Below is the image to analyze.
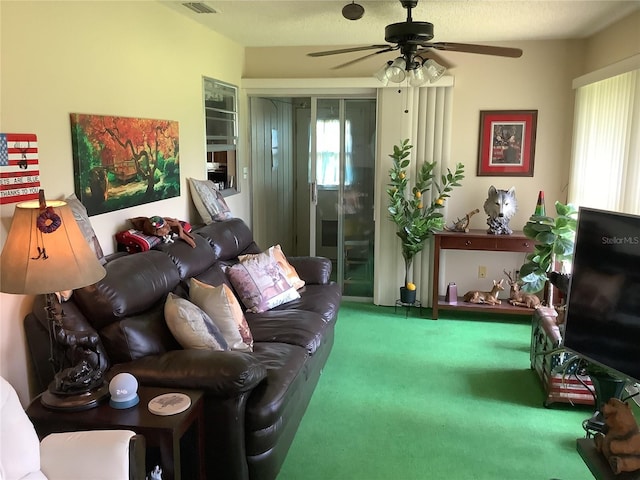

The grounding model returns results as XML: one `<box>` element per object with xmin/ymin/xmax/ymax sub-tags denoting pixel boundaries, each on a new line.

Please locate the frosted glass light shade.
<box><xmin>374</xmin><ymin>62</ymin><xmax>391</xmax><ymax>86</ymax></box>
<box><xmin>386</xmin><ymin>57</ymin><xmax>406</xmax><ymax>83</ymax></box>
<box><xmin>409</xmin><ymin>67</ymin><xmax>427</xmax><ymax>86</ymax></box>
<box><xmin>423</xmin><ymin>59</ymin><xmax>446</xmax><ymax>83</ymax></box>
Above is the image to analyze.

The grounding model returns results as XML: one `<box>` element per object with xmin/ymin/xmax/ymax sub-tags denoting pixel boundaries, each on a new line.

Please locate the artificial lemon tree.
<box><xmin>387</xmin><ymin>139</ymin><xmax>465</xmax><ymax>289</ymax></box>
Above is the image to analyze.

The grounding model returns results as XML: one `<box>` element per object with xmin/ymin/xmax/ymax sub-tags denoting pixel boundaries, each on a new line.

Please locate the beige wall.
<box><xmin>0</xmin><ymin>1</ymin><xmax>246</xmax><ymax>404</ymax></box>
<box><xmin>583</xmin><ymin>10</ymin><xmax>640</xmax><ymax>73</ymax></box>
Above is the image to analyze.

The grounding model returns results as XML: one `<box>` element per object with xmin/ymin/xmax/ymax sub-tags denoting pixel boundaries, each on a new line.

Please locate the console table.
<box><xmin>431</xmin><ymin>230</ymin><xmax>536</xmax><ymax>319</ymax></box>
<box><xmin>27</xmin><ymin>386</ymin><xmax>205</xmax><ymax>480</ymax></box>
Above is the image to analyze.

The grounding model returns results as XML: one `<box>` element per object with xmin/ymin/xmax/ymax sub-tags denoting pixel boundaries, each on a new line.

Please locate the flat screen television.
<box><xmin>563</xmin><ymin>207</ymin><xmax>640</xmax><ymax>385</ymax></box>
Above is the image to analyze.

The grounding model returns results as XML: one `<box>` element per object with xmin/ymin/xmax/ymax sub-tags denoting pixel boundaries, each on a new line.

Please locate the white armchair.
<box><xmin>0</xmin><ymin>376</ymin><xmax>146</xmax><ymax>480</ymax></box>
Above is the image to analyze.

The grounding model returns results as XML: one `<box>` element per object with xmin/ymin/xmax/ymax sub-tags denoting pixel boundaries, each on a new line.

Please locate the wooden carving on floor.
<box><xmin>463</xmin><ymin>279</ymin><xmax>504</xmax><ymax>305</ymax></box>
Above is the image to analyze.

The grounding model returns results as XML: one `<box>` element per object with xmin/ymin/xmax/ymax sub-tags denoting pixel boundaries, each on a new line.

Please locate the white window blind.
<box><xmin>568</xmin><ymin>69</ymin><xmax>640</xmax><ymax>215</ymax></box>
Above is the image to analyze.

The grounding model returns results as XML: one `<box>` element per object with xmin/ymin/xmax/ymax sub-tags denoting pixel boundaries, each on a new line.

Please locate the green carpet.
<box><xmin>278</xmin><ymin>301</ymin><xmax>593</xmax><ymax>480</ymax></box>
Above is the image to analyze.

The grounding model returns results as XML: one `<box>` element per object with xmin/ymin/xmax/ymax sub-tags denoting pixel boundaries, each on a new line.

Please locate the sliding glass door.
<box><xmin>250</xmin><ymin>95</ymin><xmax>375</xmax><ymax>298</ymax></box>
<box><xmin>311</xmin><ymin>98</ymin><xmax>376</xmax><ymax>297</ymax></box>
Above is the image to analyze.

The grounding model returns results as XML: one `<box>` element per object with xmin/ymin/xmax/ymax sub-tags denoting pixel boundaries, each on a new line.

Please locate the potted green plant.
<box><xmin>387</xmin><ymin>139</ymin><xmax>465</xmax><ymax>303</ymax></box>
<box><xmin>518</xmin><ymin>201</ymin><xmax>579</xmax><ymax>302</ymax></box>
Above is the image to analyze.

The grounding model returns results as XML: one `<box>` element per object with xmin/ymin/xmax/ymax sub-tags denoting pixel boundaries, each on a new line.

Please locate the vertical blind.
<box><xmin>569</xmin><ymin>69</ymin><xmax>640</xmax><ymax>215</ymax></box>
<box><xmin>374</xmin><ymin>85</ymin><xmax>453</xmax><ymax>306</ymax></box>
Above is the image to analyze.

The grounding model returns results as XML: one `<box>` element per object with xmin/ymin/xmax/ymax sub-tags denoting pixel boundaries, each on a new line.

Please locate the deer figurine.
<box><xmin>504</xmin><ymin>270</ymin><xmax>542</xmax><ymax>309</ymax></box>
<box><xmin>463</xmin><ymin>279</ymin><xmax>504</xmax><ymax>305</ymax></box>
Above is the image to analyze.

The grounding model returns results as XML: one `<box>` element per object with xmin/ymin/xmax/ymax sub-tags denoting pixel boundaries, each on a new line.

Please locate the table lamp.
<box><xmin>1</xmin><ymin>190</ymin><xmax>107</xmax><ymax>410</ymax></box>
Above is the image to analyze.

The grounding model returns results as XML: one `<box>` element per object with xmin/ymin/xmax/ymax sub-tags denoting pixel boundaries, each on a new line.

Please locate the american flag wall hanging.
<box><xmin>0</xmin><ymin>133</ymin><xmax>41</xmax><ymax>204</ymax></box>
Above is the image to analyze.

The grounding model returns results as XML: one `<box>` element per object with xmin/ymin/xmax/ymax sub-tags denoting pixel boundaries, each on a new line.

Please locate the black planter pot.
<box><xmin>588</xmin><ymin>369</ymin><xmax>626</xmax><ymax>409</ymax></box>
<box><xmin>400</xmin><ymin>287</ymin><xmax>416</xmax><ymax>304</ymax></box>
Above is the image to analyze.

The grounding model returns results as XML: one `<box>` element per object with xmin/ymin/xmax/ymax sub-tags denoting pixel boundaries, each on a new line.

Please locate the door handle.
<box><xmin>311</xmin><ymin>181</ymin><xmax>317</xmax><ymax>205</ymax></box>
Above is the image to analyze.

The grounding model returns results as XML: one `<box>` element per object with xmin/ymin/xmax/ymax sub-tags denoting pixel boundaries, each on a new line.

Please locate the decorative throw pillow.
<box><xmin>188</xmin><ymin>178</ymin><xmax>233</xmax><ymax>224</ymax></box>
<box><xmin>239</xmin><ymin>245</ymin><xmax>305</xmax><ymax>290</ymax></box>
<box><xmin>189</xmin><ymin>279</ymin><xmax>253</xmax><ymax>352</ymax></box>
<box><xmin>164</xmin><ymin>293</ymin><xmax>229</xmax><ymax>351</ymax></box>
<box><xmin>226</xmin><ymin>253</ymin><xmax>301</xmax><ymax>313</ymax></box>
<box><xmin>65</xmin><ymin>193</ymin><xmax>106</xmax><ymax>265</ymax></box>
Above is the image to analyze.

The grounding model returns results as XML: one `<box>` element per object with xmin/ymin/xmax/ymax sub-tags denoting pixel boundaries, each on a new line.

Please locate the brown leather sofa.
<box><xmin>24</xmin><ymin>218</ymin><xmax>342</xmax><ymax>480</ymax></box>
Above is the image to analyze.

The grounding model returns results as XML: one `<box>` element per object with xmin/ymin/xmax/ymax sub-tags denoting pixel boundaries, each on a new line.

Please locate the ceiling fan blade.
<box><xmin>332</xmin><ymin>47</ymin><xmax>397</xmax><ymax>69</ymax></box>
<box><xmin>427</xmin><ymin>42</ymin><xmax>523</xmax><ymax>58</ymax></box>
<box><xmin>415</xmin><ymin>48</ymin><xmax>455</xmax><ymax>69</ymax></box>
<box><xmin>307</xmin><ymin>45</ymin><xmax>391</xmax><ymax>57</ymax></box>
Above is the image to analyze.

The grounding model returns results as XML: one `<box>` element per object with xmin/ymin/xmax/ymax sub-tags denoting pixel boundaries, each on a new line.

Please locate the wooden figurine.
<box><xmin>594</xmin><ymin>397</ymin><xmax>640</xmax><ymax>474</ymax></box>
<box><xmin>463</xmin><ymin>279</ymin><xmax>504</xmax><ymax>305</ymax></box>
<box><xmin>504</xmin><ymin>270</ymin><xmax>541</xmax><ymax>309</ymax></box>
<box><xmin>444</xmin><ymin>208</ymin><xmax>480</xmax><ymax>233</ymax></box>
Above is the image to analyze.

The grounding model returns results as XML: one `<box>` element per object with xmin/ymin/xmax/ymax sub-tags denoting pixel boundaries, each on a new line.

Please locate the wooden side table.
<box><xmin>27</xmin><ymin>386</ymin><xmax>205</xmax><ymax>480</ymax></box>
<box><xmin>431</xmin><ymin>230</ymin><xmax>536</xmax><ymax>319</ymax></box>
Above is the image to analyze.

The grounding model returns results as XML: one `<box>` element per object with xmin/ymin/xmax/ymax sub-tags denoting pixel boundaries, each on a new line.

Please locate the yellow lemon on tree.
<box><xmin>415</xmin><ymin>191</ymin><xmax>422</xmax><ymax>198</ymax></box>
<box><xmin>399</xmin><ymin>172</ymin><xmax>406</xmax><ymax>180</ymax></box>
<box><xmin>406</xmin><ymin>282</ymin><xmax>416</xmax><ymax>291</ymax></box>
<box><xmin>436</xmin><ymin>197</ymin><xmax>445</xmax><ymax>205</ymax></box>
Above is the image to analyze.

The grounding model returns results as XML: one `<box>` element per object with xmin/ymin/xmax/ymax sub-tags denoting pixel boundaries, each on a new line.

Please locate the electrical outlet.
<box><xmin>478</xmin><ymin>266</ymin><xmax>487</xmax><ymax>279</ymax></box>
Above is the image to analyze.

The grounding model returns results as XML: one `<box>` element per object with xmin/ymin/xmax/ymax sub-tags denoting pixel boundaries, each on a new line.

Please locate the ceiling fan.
<box><xmin>308</xmin><ymin>0</ymin><xmax>522</xmax><ymax>75</ymax></box>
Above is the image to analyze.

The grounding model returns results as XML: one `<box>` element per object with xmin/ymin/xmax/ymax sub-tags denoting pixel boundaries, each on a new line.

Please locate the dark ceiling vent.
<box><xmin>182</xmin><ymin>2</ymin><xmax>217</xmax><ymax>14</ymax></box>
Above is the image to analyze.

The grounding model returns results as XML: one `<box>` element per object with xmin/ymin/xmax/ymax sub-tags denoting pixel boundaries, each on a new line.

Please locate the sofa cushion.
<box><xmin>227</xmin><ymin>254</ymin><xmax>300</xmax><ymax>314</ymax></box>
<box><xmin>156</xmin><ymin>234</ymin><xmax>217</xmax><ymax>280</ymax></box>
<box><xmin>74</xmin><ymin>250</ymin><xmax>180</xmax><ymax>331</ymax></box>
<box><xmin>164</xmin><ymin>293</ymin><xmax>229</xmax><ymax>351</ymax></box>
<box><xmin>189</xmin><ymin>279</ymin><xmax>253</xmax><ymax>352</ymax></box>
<box><xmin>239</xmin><ymin>245</ymin><xmax>305</xmax><ymax>290</ymax></box>
<box><xmin>193</xmin><ymin>218</ymin><xmax>261</xmax><ymax>260</ymax></box>
<box><xmin>272</xmin><ymin>283</ymin><xmax>342</xmax><ymax>324</ymax></box>
<box><xmin>245</xmin><ymin>309</ymin><xmax>327</xmax><ymax>355</ymax></box>
<box><xmin>99</xmin><ymin>300</ymin><xmax>181</xmax><ymax>363</ymax></box>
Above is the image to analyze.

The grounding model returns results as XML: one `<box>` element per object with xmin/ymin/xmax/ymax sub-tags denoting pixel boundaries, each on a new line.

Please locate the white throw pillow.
<box><xmin>189</xmin><ymin>279</ymin><xmax>253</xmax><ymax>352</ymax></box>
<box><xmin>164</xmin><ymin>293</ymin><xmax>229</xmax><ymax>351</ymax></box>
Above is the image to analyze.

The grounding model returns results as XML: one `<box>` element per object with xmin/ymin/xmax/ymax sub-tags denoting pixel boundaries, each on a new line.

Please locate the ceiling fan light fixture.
<box><xmin>423</xmin><ymin>59</ymin><xmax>446</xmax><ymax>83</ymax></box>
<box><xmin>408</xmin><ymin>66</ymin><xmax>427</xmax><ymax>86</ymax></box>
<box><xmin>386</xmin><ymin>57</ymin><xmax>407</xmax><ymax>83</ymax></box>
<box><xmin>374</xmin><ymin>62</ymin><xmax>392</xmax><ymax>86</ymax></box>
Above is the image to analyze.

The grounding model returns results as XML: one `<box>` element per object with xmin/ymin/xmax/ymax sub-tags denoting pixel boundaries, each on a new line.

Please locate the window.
<box><xmin>569</xmin><ymin>68</ymin><xmax>639</xmax><ymax>214</ymax></box>
<box><xmin>314</xmin><ymin>119</ymin><xmax>353</xmax><ymax>187</ymax></box>
<box><xmin>203</xmin><ymin>77</ymin><xmax>238</xmax><ymax>193</ymax></box>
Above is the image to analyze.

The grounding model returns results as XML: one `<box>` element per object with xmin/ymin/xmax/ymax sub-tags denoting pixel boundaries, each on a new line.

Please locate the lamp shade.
<box><xmin>0</xmin><ymin>199</ymin><xmax>106</xmax><ymax>294</ymax></box>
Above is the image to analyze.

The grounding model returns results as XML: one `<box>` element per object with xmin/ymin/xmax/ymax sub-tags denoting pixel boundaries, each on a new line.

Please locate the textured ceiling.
<box><xmin>160</xmin><ymin>0</ymin><xmax>639</xmax><ymax>47</ymax></box>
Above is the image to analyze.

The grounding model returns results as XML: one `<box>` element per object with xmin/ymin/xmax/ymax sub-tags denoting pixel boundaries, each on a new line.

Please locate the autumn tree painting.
<box><xmin>70</xmin><ymin>114</ymin><xmax>180</xmax><ymax>215</ymax></box>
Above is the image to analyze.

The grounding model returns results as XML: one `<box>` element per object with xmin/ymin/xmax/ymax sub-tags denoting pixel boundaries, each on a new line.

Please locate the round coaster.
<box><xmin>148</xmin><ymin>393</ymin><xmax>191</xmax><ymax>416</ymax></box>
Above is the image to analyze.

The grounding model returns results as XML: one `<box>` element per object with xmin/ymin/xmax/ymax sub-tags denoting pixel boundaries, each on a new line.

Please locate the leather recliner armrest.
<box><xmin>286</xmin><ymin>256</ymin><xmax>332</xmax><ymax>285</ymax></box>
<box><xmin>40</xmin><ymin>430</ymin><xmax>142</xmax><ymax>480</ymax></box>
<box><xmin>108</xmin><ymin>349</ymin><xmax>267</xmax><ymax>398</ymax></box>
